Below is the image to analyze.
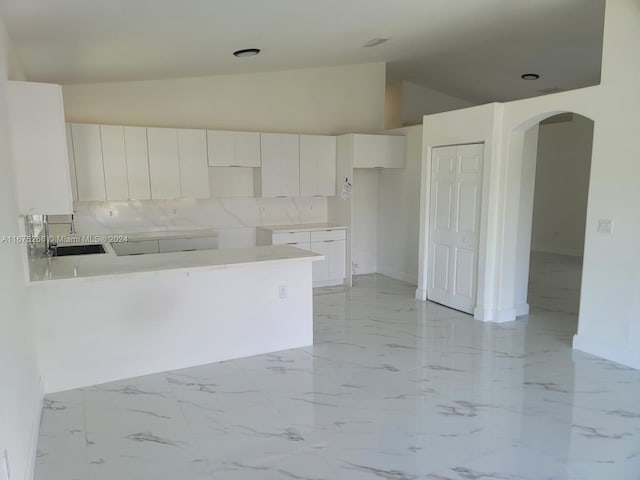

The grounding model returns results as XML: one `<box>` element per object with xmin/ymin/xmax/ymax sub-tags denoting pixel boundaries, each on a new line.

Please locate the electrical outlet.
<box><xmin>172</xmin><ymin>208</ymin><xmax>177</xmax><ymax>216</ymax></box>
<box><xmin>108</xmin><ymin>210</ymin><xmax>113</xmax><ymax>217</ymax></box>
<box><xmin>598</xmin><ymin>219</ymin><xmax>613</xmax><ymax>234</ymax></box>
<box><xmin>279</xmin><ymin>285</ymin><xmax>288</xmax><ymax>299</ymax></box>
<box><xmin>3</xmin><ymin>449</ymin><xmax>10</xmax><ymax>480</ymax></box>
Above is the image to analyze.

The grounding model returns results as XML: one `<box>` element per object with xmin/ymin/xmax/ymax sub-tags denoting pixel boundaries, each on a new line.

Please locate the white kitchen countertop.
<box><xmin>27</xmin><ymin>244</ymin><xmax>322</xmax><ymax>284</ymax></box>
<box><xmin>257</xmin><ymin>223</ymin><xmax>347</xmax><ymax>232</ymax></box>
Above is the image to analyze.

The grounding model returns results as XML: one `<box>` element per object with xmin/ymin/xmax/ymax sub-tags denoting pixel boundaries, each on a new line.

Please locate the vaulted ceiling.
<box><xmin>0</xmin><ymin>0</ymin><xmax>605</xmax><ymax>102</ymax></box>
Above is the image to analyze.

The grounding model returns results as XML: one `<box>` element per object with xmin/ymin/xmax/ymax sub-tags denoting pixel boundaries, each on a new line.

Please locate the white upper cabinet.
<box><xmin>347</xmin><ymin>134</ymin><xmax>406</xmax><ymax>168</ymax></box>
<box><xmin>299</xmin><ymin>134</ymin><xmax>336</xmax><ymax>196</ymax></box>
<box><xmin>178</xmin><ymin>129</ymin><xmax>209</xmax><ymax>199</ymax></box>
<box><xmin>123</xmin><ymin>126</ymin><xmax>151</xmax><ymax>200</ymax></box>
<box><xmin>207</xmin><ymin>130</ymin><xmax>261</xmax><ymax>167</ymax></box>
<box><xmin>71</xmin><ymin>123</ymin><xmax>107</xmax><ymax>201</ymax></box>
<box><xmin>256</xmin><ymin>133</ymin><xmax>300</xmax><ymax>197</ymax></box>
<box><xmin>100</xmin><ymin>125</ymin><xmax>130</xmax><ymax>200</ymax></box>
<box><xmin>147</xmin><ymin>128</ymin><xmax>181</xmax><ymax>199</ymax></box>
<box><xmin>234</xmin><ymin>132</ymin><xmax>261</xmax><ymax>167</ymax></box>
<box><xmin>7</xmin><ymin>81</ymin><xmax>74</xmax><ymax>215</ymax></box>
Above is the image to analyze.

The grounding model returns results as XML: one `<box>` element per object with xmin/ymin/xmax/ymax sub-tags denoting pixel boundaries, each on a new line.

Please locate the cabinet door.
<box><xmin>234</xmin><ymin>132</ymin><xmax>261</xmax><ymax>167</ymax></box>
<box><xmin>259</xmin><ymin>133</ymin><xmax>284</xmax><ymax>197</ymax></box>
<box><xmin>259</xmin><ymin>133</ymin><xmax>300</xmax><ymax>197</ymax></box>
<box><xmin>112</xmin><ymin>240</ymin><xmax>159</xmax><ymax>256</ymax></box>
<box><xmin>124</xmin><ymin>126</ymin><xmax>151</xmax><ymax>200</ymax></box>
<box><xmin>178</xmin><ymin>129</ymin><xmax>209</xmax><ymax>198</ymax></box>
<box><xmin>158</xmin><ymin>237</ymin><xmax>218</xmax><ymax>253</ymax></box>
<box><xmin>207</xmin><ymin>130</ymin><xmax>235</xmax><ymax>166</ymax></box>
<box><xmin>310</xmin><ymin>241</ymin><xmax>330</xmax><ymax>283</ymax></box>
<box><xmin>352</xmin><ymin>134</ymin><xmax>383</xmax><ymax>168</ymax></box>
<box><xmin>65</xmin><ymin>124</ymin><xmax>79</xmax><ymax>201</ymax></box>
<box><xmin>100</xmin><ymin>125</ymin><xmax>129</xmax><ymax>200</ymax></box>
<box><xmin>300</xmin><ymin>135</ymin><xmax>336</xmax><ymax>196</ymax></box>
<box><xmin>380</xmin><ymin>135</ymin><xmax>406</xmax><ymax>168</ymax></box>
<box><xmin>328</xmin><ymin>239</ymin><xmax>346</xmax><ymax>280</ymax></box>
<box><xmin>280</xmin><ymin>134</ymin><xmax>300</xmax><ymax>197</ymax></box>
<box><xmin>147</xmin><ymin>128</ymin><xmax>181</xmax><ymax>199</ymax></box>
<box><xmin>72</xmin><ymin>123</ymin><xmax>106</xmax><ymax>201</ymax></box>
<box><xmin>7</xmin><ymin>82</ymin><xmax>73</xmax><ymax>214</ymax></box>
<box><xmin>352</xmin><ymin>134</ymin><xmax>405</xmax><ymax>168</ymax></box>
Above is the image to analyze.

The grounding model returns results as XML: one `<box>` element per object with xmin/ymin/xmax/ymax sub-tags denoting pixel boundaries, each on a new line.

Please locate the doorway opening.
<box><xmin>518</xmin><ymin>113</ymin><xmax>594</xmax><ymax>335</ymax></box>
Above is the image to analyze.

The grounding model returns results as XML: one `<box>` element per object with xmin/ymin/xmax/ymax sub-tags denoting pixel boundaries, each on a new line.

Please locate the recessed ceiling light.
<box><xmin>363</xmin><ymin>38</ymin><xmax>389</xmax><ymax>48</ymax></box>
<box><xmin>521</xmin><ymin>73</ymin><xmax>540</xmax><ymax>80</ymax></box>
<box><xmin>233</xmin><ymin>48</ymin><xmax>261</xmax><ymax>58</ymax></box>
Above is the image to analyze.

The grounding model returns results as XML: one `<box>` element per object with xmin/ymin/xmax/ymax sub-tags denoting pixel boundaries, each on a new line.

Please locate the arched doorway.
<box><xmin>512</xmin><ymin>112</ymin><xmax>595</xmax><ymax>335</ymax></box>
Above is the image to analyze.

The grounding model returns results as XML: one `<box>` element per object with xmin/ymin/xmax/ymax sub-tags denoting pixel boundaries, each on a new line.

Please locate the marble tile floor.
<box><xmin>36</xmin><ymin>254</ymin><xmax>640</xmax><ymax>480</ymax></box>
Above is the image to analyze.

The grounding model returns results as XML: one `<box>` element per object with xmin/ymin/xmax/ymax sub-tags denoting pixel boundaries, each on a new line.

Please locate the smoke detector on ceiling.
<box><xmin>363</xmin><ymin>38</ymin><xmax>389</xmax><ymax>48</ymax></box>
<box><xmin>521</xmin><ymin>73</ymin><xmax>540</xmax><ymax>80</ymax></box>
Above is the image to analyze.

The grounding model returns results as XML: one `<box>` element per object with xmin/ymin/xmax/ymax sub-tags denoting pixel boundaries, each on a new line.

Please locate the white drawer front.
<box><xmin>158</xmin><ymin>237</ymin><xmax>218</xmax><ymax>253</ymax></box>
<box><xmin>310</xmin><ymin>229</ymin><xmax>346</xmax><ymax>242</ymax></box>
<box><xmin>112</xmin><ymin>240</ymin><xmax>159</xmax><ymax>256</ymax></box>
<box><xmin>272</xmin><ymin>231</ymin><xmax>311</xmax><ymax>245</ymax></box>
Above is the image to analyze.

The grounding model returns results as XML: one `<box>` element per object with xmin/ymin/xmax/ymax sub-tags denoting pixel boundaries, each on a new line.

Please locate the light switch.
<box><xmin>597</xmin><ymin>219</ymin><xmax>613</xmax><ymax>234</ymax></box>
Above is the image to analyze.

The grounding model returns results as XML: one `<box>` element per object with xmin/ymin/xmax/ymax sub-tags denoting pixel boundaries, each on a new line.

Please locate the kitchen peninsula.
<box><xmin>26</xmin><ymin>243</ymin><xmax>321</xmax><ymax>393</ymax></box>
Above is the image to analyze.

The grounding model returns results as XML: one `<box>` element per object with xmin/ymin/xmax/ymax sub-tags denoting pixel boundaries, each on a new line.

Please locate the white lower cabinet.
<box><xmin>327</xmin><ymin>239</ymin><xmax>346</xmax><ymax>280</ymax></box>
<box><xmin>158</xmin><ymin>237</ymin><xmax>219</xmax><ymax>253</ymax></box>
<box><xmin>257</xmin><ymin>226</ymin><xmax>347</xmax><ymax>287</ymax></box>
<box><xmin>111</xmin><ymin>240</ymin><xmax>159</xmax><ymax>256</ymax></box>
<box><xmin>112</xmin><ymin>235</ymin><xmax>219</xmax><ymax>256</ymax></box>
<box><xmin>309</xmin><ymin>241</ymin><xmax>330</xmax><ymax>283</ymax></box>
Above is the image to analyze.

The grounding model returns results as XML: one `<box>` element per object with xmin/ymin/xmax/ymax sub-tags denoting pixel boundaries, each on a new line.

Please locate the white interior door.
<box><xmin>428</xmin><ymin>143</ymin><xmax>483</xmax><ymax>314</ymax></box>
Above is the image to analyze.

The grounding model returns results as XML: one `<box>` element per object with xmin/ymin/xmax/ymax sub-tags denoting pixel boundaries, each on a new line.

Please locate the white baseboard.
<box><xmin>573</xmin><ymin>335</ymin><xmax>640</xmax><ymax>370</ymax></box>
<box><xmin>377</xmin><ymin>265</ymin><xmax>417</xmax><ymax>286</ymax></box>
<box><xmin>531</xmin><ymin>245</ymin><xmax>583</xmax><ymax>257</ymax></box>
<box><xmin>514</xmin><ymin>303</ymin><xmax>530</xmax><ymax>317</ymax></box>
<box><xmin>26</xmin><ymin>376</ymin><xmax>44</xmax><ymax>480</ymax></box>
<box><xmin>313</xmin><ymin>278</ymin><xmax>345</xmax><ymax>288</ymax></box>
<box><xmin>415</xmin><ymin>288</ymin><xmax>427</xmax><ymax>301</ymax></box>
<box><xmin>473</xmin><ymin>306</ymin><xmax>517</xmax><ymax>323</ymax></box>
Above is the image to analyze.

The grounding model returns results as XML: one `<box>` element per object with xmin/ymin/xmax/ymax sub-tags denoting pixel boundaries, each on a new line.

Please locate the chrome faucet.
<box><xmin>42</xmin><ymin>214</ymin><xmax>57</xmax><ymax>256</ymax></box>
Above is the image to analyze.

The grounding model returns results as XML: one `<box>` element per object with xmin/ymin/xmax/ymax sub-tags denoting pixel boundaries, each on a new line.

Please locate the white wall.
<box><xmin>418</xmin><ymin>103</ymin><xmax>505</xmax><ymax>321</ymax></box>
<box><xmin>351</xmin><ymin>169</ymin><xmax>379</xmax><ymax>275</ymax></box>
<box><xmin>401</xmin><ymin>81</ymin><xmax>474</xmax><ymax>126</ymax></box>
<box><xmin>530</xmin><ymin>115</ymin><xmax>593</xmax><ymax>256</ymax></box>
<box><xmin>29</xmin><ymin>257</ymin><xmax>314</xmax><ymax>393</ymax></box>
<box><xmin>0</xmin><ymin>19</ymin><xmax>42</xmax><ymax>480</ymax></box>
<box><xmin>62</xmin><ymin>63</ymin><xmax>386</xmax><ymax>135</ymax></box>
<box><xmin>384</xmin><ymin>82</ymin><xmax>402</xmax><ymax>129</ymax></box>
<box><xmin>377</xmin><ymin>125</ymin><xmax>423</xmax><ymax>284</ymax></box>
<box><xmin>417</xmin><ymin>0</ymin><xmax>640</xmax><ymax>369</ymax></box>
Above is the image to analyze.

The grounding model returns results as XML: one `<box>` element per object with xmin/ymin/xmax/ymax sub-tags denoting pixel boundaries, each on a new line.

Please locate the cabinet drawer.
<box><xmin>283</xmin><ymin>241</ymin><xmax>311</xmax><ymax>251</ymax></box>
<box><xmin>310</xmin><ymin>229</ymin><xmax>346</xmax><ymax>242</ymax></box>
<box><xmin>272</xmin><ymin>231</ymin><xmax>311</xmax><ymax>244</ymax></box>
<box><xmin>112</xmin><ymin>240</ymin><xmax>159</xmax><ymax>256</ymax></box>
<box><xmin>158</xmin><ymin>237</ymin><xmax>219</xmax><ymax>253</ymax></box>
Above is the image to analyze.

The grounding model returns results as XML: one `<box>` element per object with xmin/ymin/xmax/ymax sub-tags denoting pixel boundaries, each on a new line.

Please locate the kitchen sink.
<box><xmin>53</xmin><ymin>244</ymin><xmax>106</xmax><ymax>257</ymax></box>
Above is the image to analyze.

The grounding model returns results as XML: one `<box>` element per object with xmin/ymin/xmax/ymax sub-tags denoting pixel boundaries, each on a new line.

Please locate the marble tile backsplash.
<box><xmin>67</xmin><ymin>197</ymin><xmax>327</xmax><ymax>248</ymax></box>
